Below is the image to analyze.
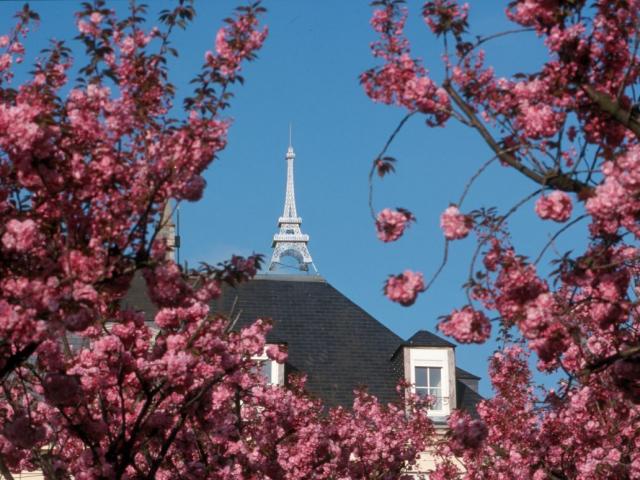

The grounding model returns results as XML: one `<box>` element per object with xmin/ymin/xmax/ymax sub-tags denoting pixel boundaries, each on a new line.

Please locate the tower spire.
<box><xmin>268</xmin><ymin>136</ymin><xmax>317</xmax><ymax>273</ymax></box>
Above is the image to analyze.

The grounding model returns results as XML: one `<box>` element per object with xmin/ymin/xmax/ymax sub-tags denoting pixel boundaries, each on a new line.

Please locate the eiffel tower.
<box><xmin>268</xmin><ymin>135</ymin><xmax>317</xmax><ymax>273</ymax></box>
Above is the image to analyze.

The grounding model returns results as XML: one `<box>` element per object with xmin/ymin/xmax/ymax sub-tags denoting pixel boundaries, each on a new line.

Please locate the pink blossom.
<box><xmin>89</xmin><ymin>12</ymin><xmax>103</xmax><ymax>24</ymax></box>
<box><xmin>518</xmin><ymin>102</ymin><xmax>564</xmax><ymax>139</ymax></box>
<box><xmin>361</xmin><ymin>5</ymin><xmax>451</xmax><ymax>125</ymax></box>
<box><xmin>195</xmin><ymin>279</ymin><xmax>222</xmax><ymax>302</ymax></box>
<box><xmin>438</xmin><ymin>306</ymin><xmax>491</xmax><ymax>343</ymax></box>
<box><xmin>77</xmin><ymin>20</ymin><xmax>97</xmax><ymax>36</ymax></box>
<box><xmin>535</xmin><ymin>191</ymin><xmax>573</xmax><ymax>222</ymax></box>
<box><xmin>384</xmin><ymin>270</ymin><xmax>425</xmax><ymax>306</ymax></box>
<box><xmin>0</xmin><ymin>53</ymin><xmax>10</xmax><ymax>72</ymax></box>
<box><xmin>448</xmin><ymin>410</ymin><xmax>487</xmax><ymax>454</ymax></box>
<box><xmin>120</xmin><ymin>36</ymin><xmax>136</xmax><ymax>56</ymax></box>
<box><xmin>2</xmin><ymin>219</ymin><xmax>39</xmax><ymax>252</ymax></box>
<box><xmin>179</xmin><ymin>175</ymin><xmax>206</xmax><ymax>202</ymax></box>
<box><xmin>72</xmin><ymin>282</ymin><xmax>98</xmax><ymax>303</ymax></box>
<box><xmin>423</xmin><ymin>0</ymin><xmax>469</xmax><ymax>37</ymax></box>
<box><xmin>3</xmin><ymin>415</ymin><xmax>45</xmax><ymax>449</ymax></box>
<box><xmin>43</xmin><ymin>373</ymin><xmax>82</xmax><ymax>406</ymax></box>
<box><xmin>0</xmin><ymin>35</ymin><xmax>9</xmax><ymax>48</ymax></box>
<box><xmin>215</xmin><ymin>29</ymin><xmax>233</xmax><ymax>58</ymax></box>
<box><xmin>8</xmin><ymin>41</ymin><xmax>23</xmax><ymax>55</ymax></box>
<box><xmin>440</xmin><ymin>205</ymin><xmax>472</xmax><ymax>240</ymax></box>
<box><xmin>587</xmin><ymin>146</ymin><xmax>640</xmax><ymax>237</ymax></box>
<box><xmin>363</xmin><ymin>0</ymin><xmax>640</xmax><ymax>476</ymax></box>
<box><xmin>155</xmin><ymin>307</ymin><xmax>180</xmax><ymax>329</ymax></box>
<box><xmin>266</xmin><ymin>344</ymin><xmax>287</xmax><ymax>364</ymax></box>
<box><xmin>375</xmin><ymin>208</ymin><xmax>414</xmax><ymax>242</ymax></box>
<box><xmin>64</xmin><ymin>307</ymin><xmax>95</xmax><ymax>332</ymax></box>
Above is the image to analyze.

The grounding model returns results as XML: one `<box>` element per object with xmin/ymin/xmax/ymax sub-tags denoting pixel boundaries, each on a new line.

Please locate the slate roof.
<box><xmin>456</xmin><ymin>381</ymin><xmax>484</xmax><ymax>418</ymax></box>
<box><xmin>210</xmin><ymin>274</ymin><xmax>403</xmax><ymax>407</ymax></box>
<box><xmin>456</xmin><ymin>367</ymin><xmax>481</xmax><ymax>380</ymax></box>
<box><xmin>122</xmin><ymin>273</ymin><xmax>484</xmax><ymax>413</ymax></box>
<box><xmin>406</xmin><ymin>330</ymin><xmax>457</xmax><ymax>348</ymax></box>
<box><xmin>210</xmin><ymin>274</ymin><xmax>483</xmax><ymax>412</ymax></box>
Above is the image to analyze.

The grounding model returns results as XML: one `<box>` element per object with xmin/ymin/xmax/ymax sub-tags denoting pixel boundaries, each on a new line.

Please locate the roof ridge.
<box><xmin>254</xmin><ymin>274</ymin><xmax>326</xmax><ymax>283</ymax></box>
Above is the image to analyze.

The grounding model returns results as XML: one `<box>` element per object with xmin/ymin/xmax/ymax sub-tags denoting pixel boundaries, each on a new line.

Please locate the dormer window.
<box><xmin>401</xmin><ymin>330</ymin><xmax>458</xmax><ymax>418</ymax></box>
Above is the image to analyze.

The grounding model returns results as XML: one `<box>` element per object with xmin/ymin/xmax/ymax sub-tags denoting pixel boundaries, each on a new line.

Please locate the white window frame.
<box><xmin>408</xmin><ymin>348</ymin><xmax>451</xmax><ymax>417</ymax></box>
<box><xmin>253</xmin><ymin>346</ymin><xmax>285</xmax><ymax>386</ymax></box>
<box><xmin>414</xmin><ymin>366</ymin><xmax>444</xmax><ymax>411</ymax></box>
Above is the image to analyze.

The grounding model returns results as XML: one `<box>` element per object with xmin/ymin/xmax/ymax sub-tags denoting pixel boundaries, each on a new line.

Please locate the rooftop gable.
<box><xmin>406</xmin><ymin>330</ymin><xmax>457</xmax><ymax>348</ymax></box>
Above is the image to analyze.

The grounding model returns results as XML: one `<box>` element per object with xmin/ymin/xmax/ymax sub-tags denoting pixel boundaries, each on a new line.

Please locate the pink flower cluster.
<box><xmin>517</xmin><ymin>102</ymin><xmax>565</xmax><ymax>139</ymax></box>
<box><xmin>384</xmin><ymin>270</ymin><xmax>426</xmax><ymax>306</ymax></box>
<box><xmin>365</xmin><ymin>0</ymin><xmax>640</xmax><ymax>477</ymax></box>
<box><xmin>535</xmin><ymin>191</ymin><xmax>573</xmax><ymax>222</ymax></box>
<box><xmin>438</xmin><ymin>306</ymin><xmax>491</xmax><ymax>343</ymax></box>
<box><xmin>1</xmin><ymin>219</ymin><xmax>40</xmax><ymax>252</ymax></box>
<box><xmin>587</xmin><ymin>145</ymin><xmax>640</xmax><ymax>237</ymax></box>
<box><xmin>447</xmin><ymin>410</ymin><xmax>487</xmax><ymax>454</ymax></box>
<box><xmin>361</xmin><ymin>4</ymin><xmax>451</xmax><ymax>125</ymax></box>
<box><xmin>440</xmin><ymin>205</ymin><xmax>472</xmax><ymax>240</ymax></box>
<box><xmin>266</xmin><ymin>344</ymin><xmax>288</xmax><ymax>364</ymax></box>
<box><xmin>205</xmin><ymin>10</ymin><xmax>268</xmax><ymax>78</ymax></box>
<box><xmin>423</xmin><ymin>0</ymin><xmax>469</xmax><ymax>38</ymax></box>
<box><xmin>375</xmin><ymin>207</ymin><xmax>415</xmax><ymax>242</ymax></box>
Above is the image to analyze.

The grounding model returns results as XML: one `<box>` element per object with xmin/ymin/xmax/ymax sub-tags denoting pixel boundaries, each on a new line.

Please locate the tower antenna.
<box><xmin>176</xmin><ymin>203</ymin><xmax>181</xmax><ymax>266</ymax></box>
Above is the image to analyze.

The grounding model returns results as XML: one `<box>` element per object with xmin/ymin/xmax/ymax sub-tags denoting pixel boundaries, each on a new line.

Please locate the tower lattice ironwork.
<box><xmin>268</xmin><ymin>139</ymin><xmax>317</xmax><ymax>273</ymax></box>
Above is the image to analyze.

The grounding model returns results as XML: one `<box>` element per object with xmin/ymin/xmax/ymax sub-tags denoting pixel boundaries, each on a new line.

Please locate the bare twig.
<box><xmin>468</xmin><ymin>189</ymin><xmax>544</xmax><ymax>286</ymax></box>
<box><xmin>425</xmin><ymin>240</ymin><xmax>449</xmax><ymax>292</ymax></box>
<box><xmin>460</xmin><ymin>28</ymin><xmax>536</xmax><ymax>62</ymax></box>
<box><xmin>456</xmin><ymin>150</ymin><xmax>522</xmax><ymax>207</ymax></box>
<box><xmin>368</xmin><ymin>112</ymin><xmax>417</xmax><ymax>218</ymax></box>
<box><xmin>534</xmin><ymin>214</ymin><xmax>588</xmax><ymax>265</ymax></box>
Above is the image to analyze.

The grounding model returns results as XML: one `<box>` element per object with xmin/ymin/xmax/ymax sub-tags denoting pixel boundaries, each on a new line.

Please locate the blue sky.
<box><xmin>1</xmin><ymin>1</ymin><xmax>588</xmax><ymax>397</ymax></box>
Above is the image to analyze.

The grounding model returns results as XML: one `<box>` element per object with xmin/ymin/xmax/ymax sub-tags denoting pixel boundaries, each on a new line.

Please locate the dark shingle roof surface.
<box><xmin>456</xmin><ymin>367</ymin><xmax>481</xmax><ymax>380</ymax></box>
<box><xmin>122</xmin><ymin>273</ymin><xmax>483</xmax><ymax>412</ymax></box>
<box><xmin>406</xmin><ymin>330</ymin><xmax>457</xmax><ymax>348</ymax></box>
<box><xmin>211</xmin><ymin>275</ymin><xmax>404</xmax><ymax>407</ymax></box>
<box><xmin>456</xmin><ymin>380</ymin><xmax>484</xmax><ymax>417</ymax></box>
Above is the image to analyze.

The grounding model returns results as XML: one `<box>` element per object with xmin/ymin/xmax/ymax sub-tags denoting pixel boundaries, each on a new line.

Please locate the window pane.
<box><xmin>415</xmin><ymin>367</ymin><xmax>428</xmax><ymax>387</ymax></box>
<box><xmin>428</xmin><ymin>387</ymin><xmax>442</xmax><ymax>410</ymax></box>
<box><xmin>429</xmin><ymin>367</ymin><xmax>442</xmax><ymax>388</ymax></box>
<box><xmin>415</xmin><ymin>387</ymin><xmax>429</xmax><ymax>398</ymax></box>
<box><xmin>260</xmin><ymin>360</ymin><xmax>272</xmax><ymax>383</ymax></box>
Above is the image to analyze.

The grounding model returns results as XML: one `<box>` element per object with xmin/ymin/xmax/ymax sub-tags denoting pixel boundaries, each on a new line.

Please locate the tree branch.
<box><xmin>444</xmin><ymin>82</ymin><xmax>591</xmax><ymax>195</ymax></box>
<box><xmin>583</xmin><ymin>85</ymin><xmax>640</xmax><ymax>138</ymax></box>
<box><xmin>0</xmin><ymin>456</ymin><xmax>14</xmax><ymax>480</ymax></box>
<box><xmin>0</xmin><ymin>342</ymin><xmax>39</xmax><ymax>382</ymax></box>
<box><xmin>578</xmin><ymin>345</ymin><xmax>640</xmax><ymax>377</ymax></box>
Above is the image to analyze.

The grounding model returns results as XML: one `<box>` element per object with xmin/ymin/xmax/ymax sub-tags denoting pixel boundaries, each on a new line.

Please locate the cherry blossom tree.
<box><xmin>0</xmin><ymin>1</ymin><xmax>434</xmax><ymax>478</ymax></box>
<box><xmin>364</xmin><ymin>0</ymin><xmax>640</xmax><ymax>478</ymax></box>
